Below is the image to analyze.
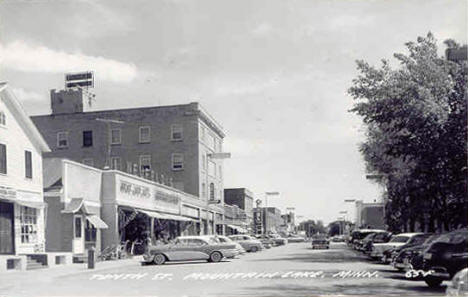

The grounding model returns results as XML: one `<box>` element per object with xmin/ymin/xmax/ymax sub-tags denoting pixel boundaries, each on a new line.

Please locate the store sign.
<box><xmin>182</xmin><ymin>205</ymin><xmax>199</xmax><ymax>218</ymax></box>
<box><xmin>154</xmin><ymin>190</ymin><xmax>179</xmax><ymax>205</ymax></box>
<box><xmin>119</xmin><ymin>181</ymin><xmax>151</xmax><ymax>198</ymax></box>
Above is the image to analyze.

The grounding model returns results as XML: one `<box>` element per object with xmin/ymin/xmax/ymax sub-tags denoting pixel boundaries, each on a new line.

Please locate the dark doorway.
<box><xmin>0</xmin><ymin>201</ymin><xmax>15</xmax><ymax>254</ymax></box>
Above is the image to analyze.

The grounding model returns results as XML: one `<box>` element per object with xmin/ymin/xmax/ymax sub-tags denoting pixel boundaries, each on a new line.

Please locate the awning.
<box><xmin>86</xmin><ymin>215</ymin><xmax>108</xmax><ymax>229</ymax></box>
<box><xmin>139</xmin><ymin>209</ymin><xmax>197</xmax><ymax>222</ymax></box>
<box><xmin>161</xmin><ymin>213</ymin><xmax>197</xmax><ymax>222</ymax></box>
<box><xmin>139</xmin><ymin>209</ymin><xmax>168</xmax><ymax>219</ymax></box>
<box><xmin>227</xmin><ymin>224</ymin><xmax>248</xmax><ymax>233</ymax></box>
<box><xmin>0</xmin><ymin>197</ymin><xmax>46</xmax><ymax>209</ymax></box>
<box><xmin>62</xmin><ymin>198</ymin><xmax>86</xmax><ymax>213</ymax></box>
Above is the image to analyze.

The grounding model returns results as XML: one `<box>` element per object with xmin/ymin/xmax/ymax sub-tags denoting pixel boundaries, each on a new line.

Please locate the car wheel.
<box><xmin>251</xmin><ymin>246</ymin><xmax>258</xmax><ymax>253</ymax></box>
<box><xmin>153</xmin><ymin>254</ymin><xmax>166</xmax><ymax>265</ymax></box>
<box><xmin>326</xmin><ymin>246</ymin><xmax>329</xmax><ymax>249</ymax></box>
<box><xmin>209</xmin><ymin>251</ymin><xmax>223</xmax><ymax>263</ymax></box>
<box><xmin>424</xmin><ymin>277</ymin><xmax>443</xmax><ymax>288</ymax></box>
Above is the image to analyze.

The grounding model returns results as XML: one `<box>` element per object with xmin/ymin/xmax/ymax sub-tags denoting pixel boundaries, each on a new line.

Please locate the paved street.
<box><xmin>0</xmin><ymin>242</ymin><xmax>449</xmax><ymax>297</ymax></box>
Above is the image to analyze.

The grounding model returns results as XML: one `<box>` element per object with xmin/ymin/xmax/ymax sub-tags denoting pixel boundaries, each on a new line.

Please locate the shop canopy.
<box><xmin>62</xmin><ymin>198</ymin><xmax>94</xmax><ymax>214</ymax></box>
<box><xmin>86</xmin><ymin>215</ymin><xmax>108</xmax><ymax>229</ymax></box>
<box><xmin>139</xmin><ymin>209</ymin><xmax>197</xmax><ymax>222</ymax></box>
<box><xmin>0</xmin><ymin>197</ymin><xmax>46</xmax><ymax>209</ymax></box>
<box><xmin>227</xmin><ymin>224</ymin><xmax>248</xmax><ymax>233</ymax></box>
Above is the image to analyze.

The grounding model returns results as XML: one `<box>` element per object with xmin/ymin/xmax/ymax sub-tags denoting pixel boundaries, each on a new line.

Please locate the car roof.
<box><xmin>177</xmin><ymin>236</ymin><xmax>213</xmax><ymax>240</ymax></box>
<box><xmin>393</xmin><ymin>233</ymin><xmax>424</xmax><ymax>237</ymax></box>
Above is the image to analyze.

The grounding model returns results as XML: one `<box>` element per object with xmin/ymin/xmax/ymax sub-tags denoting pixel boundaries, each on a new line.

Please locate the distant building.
<box><xmin>253</xmin><ymin>207</ymin><xmax>283</xmax><ymax>234</ymax></box>
<box><xmin>0</xmin><ymin>82</ymin><xmax>51</xmax><ymax>271</ymax></box>
<box><xmin>223</xmin><ymin>188</ymin><xmax>254</xmax><ymax>231</ymax></box>
<box><xmin>355</xmin><ymin>200</ymin><xmax>385</xmax><ymax>229</ymax></box>
<box><xmin>31</xmin><ymin>88</ymin><xmax>227</xmax><ymax>234</ymax></box>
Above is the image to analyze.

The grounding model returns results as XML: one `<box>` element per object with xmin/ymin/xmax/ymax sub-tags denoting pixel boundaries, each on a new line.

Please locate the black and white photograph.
<box><xmin>0</xmin><ymin>0</ymin><xmax>467</xmax><ymax>296</ymax></box>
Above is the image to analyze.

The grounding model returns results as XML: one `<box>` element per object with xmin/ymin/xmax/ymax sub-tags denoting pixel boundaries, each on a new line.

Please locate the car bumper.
<box><xmin>223</xmin><ymin>249</ymin><xmax>239</xmax><ymax>259</ymax></box>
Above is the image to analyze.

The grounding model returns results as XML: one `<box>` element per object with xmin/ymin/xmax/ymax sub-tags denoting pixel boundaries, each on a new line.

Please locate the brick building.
<box><xmin>31</xmin><ymin>89</ymin><xmax>226</xmax><ymax>205</ymax></box>
<box><xmin>223</xmin><ymin>188</ymin><xmax>254</xmax><ymax>230</ymax></box>
<box><xmin>253</xmin><ymin>207</ymin><xmax>283</xmax><ymax>234</ymax></box>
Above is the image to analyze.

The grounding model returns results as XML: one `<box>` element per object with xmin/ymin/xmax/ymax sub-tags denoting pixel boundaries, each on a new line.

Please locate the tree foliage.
<box><xmin>348</xmin><ymin>33</ymin><xmax>467</xmax><ymax>232</ymax></box>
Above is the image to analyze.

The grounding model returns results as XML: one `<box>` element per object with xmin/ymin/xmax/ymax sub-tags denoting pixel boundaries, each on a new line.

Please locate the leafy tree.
<box><xmin>348</xmin><ymin>33</ymin><xmax>467</xmax><ymax>232</ymax></box>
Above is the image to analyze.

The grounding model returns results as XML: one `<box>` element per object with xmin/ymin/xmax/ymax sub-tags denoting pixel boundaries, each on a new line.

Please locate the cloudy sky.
<box><xmin>0</xmin><ymin>0</ymin><xmax>466</xmax><ymax>224</ymax></box>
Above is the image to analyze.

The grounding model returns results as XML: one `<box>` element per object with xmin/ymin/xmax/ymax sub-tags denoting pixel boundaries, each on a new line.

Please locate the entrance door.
<box><xmin>0</xmin><ymin>201</ymin><xmax>14</xmax><ymax>254</ymax></box>
<box><xmin>72</xmin><ymin>215</ymin><xmax>84</xmax><ymax>254</ymax></box>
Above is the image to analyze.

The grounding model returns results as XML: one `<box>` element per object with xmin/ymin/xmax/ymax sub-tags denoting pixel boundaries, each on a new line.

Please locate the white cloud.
<box><xmin>329</xmin><ymin>15</ymin><xmax>375</xmax><ymax>30</ymax></box>
<box><xmin>11</xmin><ymin>88</ymin><xmax>46</xmax><ymax>103</ymax></box>
<box><xmin>0</xmin><ymin>41</ymin><xmax>138</xmax><ymax>83</ymax></box>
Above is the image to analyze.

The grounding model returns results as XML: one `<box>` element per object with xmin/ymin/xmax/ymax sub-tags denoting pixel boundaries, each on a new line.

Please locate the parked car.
<box><xmin>350</xmin><ymin>229</ymin><xmax>386</xmax><ymax>250</ymax></box>
<box><xmin>311</xmin><ymin>234</ymin><xmax>330</xmax><ymax>249</ymax></box>
<box><xmin>330</xmin><ymin>235</ymin><xmax>346</xmax><ymax>242</ymax></box>
<box><xmin>268</xmin><ymin>233</ymin><xmax>288</xmax><ymax>246</ymax></box>
<box><xmin>228</xmin><ymin>235</ymin><xmax>264</xmax><ymax>252</ymax></box>
<box><xmin>392</xmin><ymin>233</ymin><xmax>442</xmax><ymax>272</ymax></box>
<box><xmin>142</xmin><ymin>236</ymin><xmax>238</xmax><ymax>265</ymax></box>
<box><xmin>370</xmin><ymin>233</ymin><xmax>424</xmax><ymax>263</ymax></box>
<box><xmin>362</xmin><ymin>231</ymin><xmax>392</xmax><ymax>254</ymax></box>
<box><xmin>213</xmin><ymin>235</ymin><xmax>246</xmax><ymax>255</ymax></box>
<box><xmin>287</xmin><ymin>234</ymin><xmax>306</xmax><ymax>243</ymax></box>
<box><xmin>422</xmin><ymin>229</ymin><xmax>468</xmax><ymax>287</ymax></box>
<box><xmin>254</xmin><ymin>235</ymin><xmax>273</xmax><ymax>248</ymax></box>
<box><xmin>446</xmin><ymin>268</ymin><xmax>468</xmax><ymax>296</ymax></box>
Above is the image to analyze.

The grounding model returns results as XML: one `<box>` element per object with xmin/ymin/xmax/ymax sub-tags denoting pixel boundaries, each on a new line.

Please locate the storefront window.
<box><xmin>20</xmin><ymin>206</ymin><xmax>38</xmax><ymax>244</ymax></box>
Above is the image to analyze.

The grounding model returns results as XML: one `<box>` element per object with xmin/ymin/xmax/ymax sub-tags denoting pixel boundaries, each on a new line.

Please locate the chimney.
<box><xmin>50</xmin><ymin>88</ymin><xmax>84</xmax><ymax>115</ymax></box>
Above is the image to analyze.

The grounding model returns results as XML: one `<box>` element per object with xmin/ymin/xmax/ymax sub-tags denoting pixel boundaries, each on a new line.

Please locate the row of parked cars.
<box><xmin>349</xmin><ymin>228</ymin><xmax>468</xmax><ymax>291</ymax></box>
<box><xmin>142</xmin><ymin>233</ymin><xmax>300</xmax><ymax>265</ymax></box>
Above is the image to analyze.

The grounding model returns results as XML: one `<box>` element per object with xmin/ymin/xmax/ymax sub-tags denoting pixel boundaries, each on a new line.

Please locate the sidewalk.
<box><xmin>0</xmin><ymin>256</ymin><xmax>144</xmax><ymax>281</ymax></box>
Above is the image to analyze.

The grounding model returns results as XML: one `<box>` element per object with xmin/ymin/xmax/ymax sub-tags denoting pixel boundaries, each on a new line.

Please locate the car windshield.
<box><xmin>363</xmin><ymin>233</ymin><xmax>375</xmax><ymax>241</ymax></box>
<box><xmin>374</xmin><ymin>233</ymin><xmax>389</xmax><ymax>240</ymax></box>
<box><xmin>407</xmin><ymin>234</ymin><xmax>428</xmax><ymax>245</ymax></box>
<box><xmin>390</xmin><ymin>236</ymin><xmax>410</xmax><ymax>243</ymax></box>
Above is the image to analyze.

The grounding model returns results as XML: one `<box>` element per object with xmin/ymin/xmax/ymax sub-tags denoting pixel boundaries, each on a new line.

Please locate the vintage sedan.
<box><xmin>228</xmin><ymin>235</ymin><xmax>264</xmax><ymax>252</ymax></box>
<box><xmin>142</xmin><ymin>236</ymin><xmax>238</xmax><ymax>265</ymax></box>
<box><xmin>370</xmin><ymin>233</ymin><xmax>424</xmax><ymax>262</ymax></box>
<box><xmin>213</xmin><ymin>235</ymin><xmax>246</xmax><ymax>255</ymax></box>
<box><xmin>311</xmin><ymin>235</ymin><xmax>330</xmax><ymax>249</ymax></box>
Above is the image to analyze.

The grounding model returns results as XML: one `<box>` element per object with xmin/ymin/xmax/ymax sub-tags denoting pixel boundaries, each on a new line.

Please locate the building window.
<box><xmin>207</xmin><ymin>134</ymin><xmax>215</xmax><ymax>150</ymax></box>
<box><xmin>0</xmin><ymin>111</ymin><xmax>6</xmax><ymax>126</ymax></box>
<box><xmin>208</xmin><ymin>160</ymin><xmax>216</xmax><ymax>177</ymax></box>
<box><xmin>171</xmin><ymin>124</ymin><xmax>183</xmax><ymax>141</ymax></box>
<box><xmin>111</xmin><ymin>157</ymin><xmax>121</xmax><ymax>170</ymax></box>
<box><xmin>83</xmin><ymin>130</ymin><xmax>93</xmax><ymax>147</ymax></box>
<box><xmin>209</xmin><ymin>183</ymin><xmax>215</xmax><ymax>200</ymax></box>
<box><xmin>57</xmin><ymin>132</ymin><xmax>68</xmax><ymax>148</ymax></box>
<box><xmin>0</xmin><ymin>143</ymin><xmax>6</xmax><ymax>174</ymax></box>
<box><xmin>201</xmin><ymin>183</ymin><xmax>206</xmax><ymax>198</ymax></box>
<box><xmin>139</xmin><ymin>126</ymin><xmax>151</xmax><ymax>143</ymax></box>
<box><xmin>20</xmin><ymin>206</ymin><xmax>37</xmax><ymax>244</ymax></box>
<box><xmin>82</xmin><ymin>158</ymin><xmax>94</xmax><ymax>167</ymax></box>
<box><xmin>139</xmin><ymin>155</ymin><xmax>151</xmax><ymax>172</ymax></box>
<box><xmin>111</xmin><ymin>129</ymin><xmax>121</xmax><ymax>144</ymax></box>
<box><xmin>25</xmin><ymin>150</ymin><xmax>32</xmax><ymax>179</ymax></box>
<box><xmin>85</xmin><ymin>220</ymin><xmax>96</xmax><ymax>242</ymax></box>
<box><xmin>172</xmin><ymin>153</ymin><xmax>184</xmax><ymax>170</ymax></box>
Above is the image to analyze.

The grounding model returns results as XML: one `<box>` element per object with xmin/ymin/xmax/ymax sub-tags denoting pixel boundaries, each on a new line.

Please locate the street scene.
<box><xmin>0</xmin><ymin>241</ymin><xmax>453</xmax><ymax>297</ymax></box>
<box><xmin>0</xmin><ymin>0</ymin><xmax>467</xmax><ymax>296</ymax></box>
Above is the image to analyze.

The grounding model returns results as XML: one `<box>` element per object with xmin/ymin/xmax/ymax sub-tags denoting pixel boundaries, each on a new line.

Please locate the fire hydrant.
<box><xmin>88</xmin><ymin>247</ymin><xmax>95</xmax><ymax>269</ymax></box>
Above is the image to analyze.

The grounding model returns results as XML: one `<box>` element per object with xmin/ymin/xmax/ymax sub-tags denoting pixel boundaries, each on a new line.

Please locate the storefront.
<box><xmin>0</xmin><ymin>187</ymin><xmax>46</xmax><ymax>256</ymax></box>
<box><xmin>101</xmin><ymin>170</ymin><xmax>198</xmax><ymax>254</ymax></box>
<box><xmin>43</xmin><ymin>159</ymin><xmax>108</xmax><ymax>261</ymax></box>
